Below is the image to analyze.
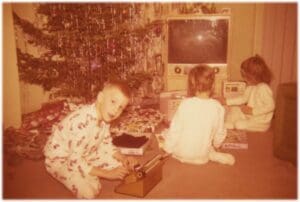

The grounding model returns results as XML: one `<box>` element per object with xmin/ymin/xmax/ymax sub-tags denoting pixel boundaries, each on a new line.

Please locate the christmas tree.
<box><xmin>14</xmin><ymin>3</ymin><xmax>162</xmax><ymax>100</ymax></box>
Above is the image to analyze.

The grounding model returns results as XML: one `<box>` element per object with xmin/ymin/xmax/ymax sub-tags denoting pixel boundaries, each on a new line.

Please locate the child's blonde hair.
<box><xmin>241</xmin><ymin>54</ymin><xmax>272</xmax><ymax>84</ymax></box>
<box><xmin>104</xmin><ymin>79</ymin><xmax>131</xmax><ymax>98</ymax></box>
<box><xmin>187</xmin><ymin>65</ymin><xmax>215</xmax><ymax>97</ymax></box>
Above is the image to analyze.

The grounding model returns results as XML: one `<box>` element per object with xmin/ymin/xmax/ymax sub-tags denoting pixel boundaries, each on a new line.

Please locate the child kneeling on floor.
<box><xmin>160</xmin><ymin>65</ymin><xmax>235</xmax><ymax>165</ymax></box>
<box><xmin>43</xmin><ymin>80</ymin><xmax>138</xmax><ymax>199</ymax></box>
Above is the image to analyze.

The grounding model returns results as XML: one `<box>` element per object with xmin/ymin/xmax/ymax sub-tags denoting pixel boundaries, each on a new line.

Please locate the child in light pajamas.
<box><xmin>161</xmin><ymin>65</ymin><xmax>235</xmax><ymax>165</ymax></box>
<box><xmin>222</xmin><ymin>55</ymin><xmax>275</xmax><ymax>132</ymax></box>
<box><xmin>44</xmin><ymin>80</ymin><xmax>138</xmax><ymax>199</ymax></box>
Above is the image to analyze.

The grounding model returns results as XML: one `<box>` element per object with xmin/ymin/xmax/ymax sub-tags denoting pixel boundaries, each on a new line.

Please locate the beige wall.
<box><xmin>261</xmin><ymin>3</ymin><xmax>297</xmax><ymax>96</ymax></box>
<box><xmin>220</xmin><ymin>3</ymin><xmax>264</xmax><ymax>80</ymax></box>
<box><xmin>12</xmin><ymin>3</ymin><xmax>49</xmax><ymax>114</ymax></box>
<box><xmin>3</xmin><ymin>3</ymin><xmax>22</xmax><ymax>129</ymax></box>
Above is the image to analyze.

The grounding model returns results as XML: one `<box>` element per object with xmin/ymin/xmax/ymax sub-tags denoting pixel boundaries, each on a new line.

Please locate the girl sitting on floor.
<box><xmin>160</xmin><ymin>65</ymin><xmax>235</xmax><ymax>165</ymax></box>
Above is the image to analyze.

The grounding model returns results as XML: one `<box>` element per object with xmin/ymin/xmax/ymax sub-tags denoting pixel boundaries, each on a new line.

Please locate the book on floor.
<box><xmin>221</xmin><ymin>130</ymin><xmax>248</xmax><ymax>149</ymax></box>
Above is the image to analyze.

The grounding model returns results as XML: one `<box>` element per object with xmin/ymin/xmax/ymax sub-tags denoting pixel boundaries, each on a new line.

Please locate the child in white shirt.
<box><xmin>221</xmin><ymin>55</ymin><xmax>275</xmax><ymax>132</ymax></box>
<box><xmin>161</xmin><ymin>65</ymin><xmax>235</xmax><ymax>165</ymax></box>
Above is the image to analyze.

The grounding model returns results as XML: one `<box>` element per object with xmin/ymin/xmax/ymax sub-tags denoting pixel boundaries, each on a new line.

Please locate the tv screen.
<box><xmin>168</xmin><ymin>17</ymin><xmax>229</xmax><ymax>64</ymax></box>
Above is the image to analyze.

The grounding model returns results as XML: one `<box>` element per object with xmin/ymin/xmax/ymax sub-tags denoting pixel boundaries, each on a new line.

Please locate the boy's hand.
<box><xmin>120</xmin><ymin>156</ymin><xmax>139</xmax><ymax>171</ymax></box>
<box><xmin>240</xmin><ymin>105</ymin><xmax>253</xmax><ymax>115</ymax></box>
<box><xmin>114</xmin><ymin>151</ymin><xmax>139</xmax><ymax>170</ymax></box>
<box><xmin>98</xmin><ymin>166</ymin><xmax>129</xmax><ymax>180</ymax></box>
<box><xmin>90</xmin><ymin>166</ymin><xmax>128</xmax><ymax>180</ymax></box>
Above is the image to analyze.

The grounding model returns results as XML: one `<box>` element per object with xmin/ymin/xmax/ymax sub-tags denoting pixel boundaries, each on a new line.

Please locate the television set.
<box><xmin>168</xmin><ymin>15</ymin><xmax>230</xmax><ymax>66</ymax></box>
<box><xmin>165</xmin><ymin>15</ymin><xmax>230</xmax><ymax>95</ymax></box>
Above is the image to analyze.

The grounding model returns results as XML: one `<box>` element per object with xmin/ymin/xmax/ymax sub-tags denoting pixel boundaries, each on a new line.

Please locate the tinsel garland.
<box><xmin>13</xmin><ymin>12</ymin><xmax>57</xmax><ymax>50</ymax></box>
<box><xmin>13</xmin><ymin>3</ymin><xmax>161</xmax><ymax>100</ymax></box>
<box><xmin>16</xmin><ymin>49</ymin><xmax>66</xmax><ymax>90</ymax></box>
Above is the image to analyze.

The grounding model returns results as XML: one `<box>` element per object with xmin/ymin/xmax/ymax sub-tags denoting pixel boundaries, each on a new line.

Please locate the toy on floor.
<box><xmin>115</xmin><ymin>153</ymin><xmax>169</xmax><ymax>197</ymax></box>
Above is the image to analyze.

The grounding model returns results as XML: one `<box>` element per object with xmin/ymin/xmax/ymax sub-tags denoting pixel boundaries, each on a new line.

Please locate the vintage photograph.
<box><xmin>3</xmin><ymin>2</ymin><xmax>297</xmax><ymax>199</ymax></box>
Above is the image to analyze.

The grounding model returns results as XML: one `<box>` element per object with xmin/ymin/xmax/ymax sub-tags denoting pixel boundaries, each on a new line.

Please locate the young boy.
<box><xmin>43</xmin><ymin>80</ymin><xmax>138</xmax><ymax>199</ymax></box>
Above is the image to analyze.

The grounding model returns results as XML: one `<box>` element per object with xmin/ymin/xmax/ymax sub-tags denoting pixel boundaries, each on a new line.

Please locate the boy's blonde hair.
<box><xmin>103</xmin><ymin>79</ymin><xmax>131</xmax><ymax>98</ymax></box>
<box><xmin>241</xmin><ymin>54</ymin><xmax>272</xmax><ymax>84</ymax></box>
<box><xmin>187</xmin><ymin>65</ymin><xmax>215</xmax><ymax>97</ymax></box>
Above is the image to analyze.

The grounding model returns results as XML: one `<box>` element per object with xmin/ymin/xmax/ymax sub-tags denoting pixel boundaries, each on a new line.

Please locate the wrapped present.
<box><xmin>111</xmin><ymin>106</ymin><xmax>164</xmax><ymax>137</ymax></box>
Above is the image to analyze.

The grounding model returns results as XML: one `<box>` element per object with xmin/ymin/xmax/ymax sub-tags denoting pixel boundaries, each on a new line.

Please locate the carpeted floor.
<box><xmin>3</xmin><ymin>129</ymin><xmax>297</xmax><ymax>199</ymax></box>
